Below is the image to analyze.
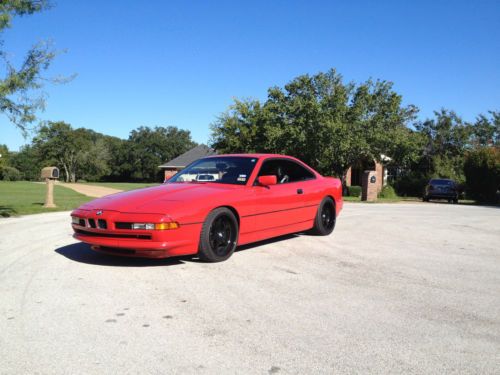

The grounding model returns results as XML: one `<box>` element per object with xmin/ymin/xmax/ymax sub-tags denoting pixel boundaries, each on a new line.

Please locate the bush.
<box><xmin>464</xmin><ymin>147</ymin><xmax>500</xmax><ymax>203</ymax></box>
<box><xmin>378</xmin><ymin>185</ymin><xmax>398</xmax><ymax>199</ymax></box>
<box><xmin>346</xmin><ymin>185</ymin><xmax>361</xmax><ymax>197</ymax></box>
<box><xmin>393</xmin><ymin>173</ymin><xmax>428</xmax><ymax>197</ymax></box>
<box><xmin>0</xmin><ymin>166</ymin><xmax>22</xmax><ymax>181</ymax></box>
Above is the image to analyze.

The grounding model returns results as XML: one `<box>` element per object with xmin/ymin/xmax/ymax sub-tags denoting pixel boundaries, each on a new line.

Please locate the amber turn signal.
<box><xmin>155</xmin><ymin>222</ymin><xmax>179</xmax><ymax>230</ymax></box>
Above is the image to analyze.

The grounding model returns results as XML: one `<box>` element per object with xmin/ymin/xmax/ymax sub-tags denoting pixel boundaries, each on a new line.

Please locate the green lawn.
<box><xmin>343</xmin><ymin>196</ymin><xmax>421</xmax><ymax>203</ymax></box>
<box><xmin>0</xmin><ymin>181</ymin><xmax>92</xmax><ymax>217</ymax></box>
<box><xmin>80</xmin><ymin>182</ymin><xmax>160</xmax><ymax>191</ymax></box>
<box><xmin>342</xmin><ymin>195</ymin><xmax>480</xmax><ymax>205</ymax></box>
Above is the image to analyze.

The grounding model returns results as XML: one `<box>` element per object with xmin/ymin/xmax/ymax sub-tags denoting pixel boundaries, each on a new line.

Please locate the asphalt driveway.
<box><xmin>1</xmin><ymin>203</ymin><xmax>499</xmax><ymax>374</ymax></box>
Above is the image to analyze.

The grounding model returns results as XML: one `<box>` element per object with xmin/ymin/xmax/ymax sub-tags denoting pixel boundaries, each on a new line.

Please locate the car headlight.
<box><xmin>131</xmin><ymin>222</ymin><xmax>179</xmax><ymax>230</ymax></box>
<box><xmin>132</xmin><ymin>223</ymin><xmax>155</xmax><ymax>230</ymax></box>
<box><xmin>71</xmin><ymin>216</ymin><xmax>80</xmax><ymax>225</ymax></box>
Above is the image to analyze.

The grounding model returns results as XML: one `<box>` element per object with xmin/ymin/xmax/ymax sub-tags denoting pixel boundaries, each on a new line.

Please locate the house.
<box><xmin>345</xmin><ymin>155</ymin><xmax>391</xmax><ymax>193</ymax></box>
<box><xmin>158</xmin><ymin>144</ymin><xmax>217</xmax><ymax>180</ymax></box>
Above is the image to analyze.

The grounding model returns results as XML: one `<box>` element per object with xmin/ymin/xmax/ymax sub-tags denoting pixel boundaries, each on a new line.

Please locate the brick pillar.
<box><xmin>361</xmin><ymin>171</ymin><xmax>378</xmax><ymax>202</ymax></box>
<box><xmin>375</xmin><ymin>162</ymin><xmax>384</xmax><ymax>193</ymax></box>
<box><xmin>345</xmin><ymin>167</ymin><xmax>352</xmax><ymax>186</ymax></box>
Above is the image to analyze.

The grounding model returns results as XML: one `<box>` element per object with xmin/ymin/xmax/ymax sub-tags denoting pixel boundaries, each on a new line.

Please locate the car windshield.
<box><xmin>168</xmin><ymin>156</ymin><xmax>259</xmax><ymax>185</ymax></box>
<box><xmin>430</xmin><ymin>179</ymin><xmax>454</xmax><ymax>186</ymax></box>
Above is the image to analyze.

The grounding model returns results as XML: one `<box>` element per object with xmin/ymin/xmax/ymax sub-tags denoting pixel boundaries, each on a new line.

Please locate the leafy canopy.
<box><xmin>210</xmin><ymin>69</ymin><xmax>418</xmax><ymax>178</ymax></box>
<box><xmin>28</xmin><ymin>121</ymin><xmax>197</xmax><ymax>182</ymax></box>
<box><xmin>0</xmin><ymin>0</ymin><xmax>57</xmax><ymax>134</ymax></box>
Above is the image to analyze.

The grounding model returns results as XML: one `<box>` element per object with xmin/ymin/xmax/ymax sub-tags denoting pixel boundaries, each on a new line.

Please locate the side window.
<box><xmin>257</xmin><ymin>159</ymin><xmax>315</xmax><ymax>184</ymax></box>
<box><xmin>282</xmin><ymin>160</ymin><xmax>315</xmax><ymax>183</ymax></box>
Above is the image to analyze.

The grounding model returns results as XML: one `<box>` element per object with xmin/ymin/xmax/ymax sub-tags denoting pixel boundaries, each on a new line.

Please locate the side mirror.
<box><xmin>257</xmin><ymin>175</ymin><xmax>277</xmax><ymax>186</ymax></box>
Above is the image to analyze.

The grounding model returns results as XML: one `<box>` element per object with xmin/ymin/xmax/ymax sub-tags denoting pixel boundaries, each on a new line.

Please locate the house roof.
<box><xmin>158</xmin><ymin>144</ymin><xmax>217</xmax><ymax>169</ymax></box>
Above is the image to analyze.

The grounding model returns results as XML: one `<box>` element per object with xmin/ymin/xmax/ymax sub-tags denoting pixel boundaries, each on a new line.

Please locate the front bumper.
<box><xmin>71</xmin><ymin>209</ymin><xmax>201</xmax><ymax>258</ymax></box>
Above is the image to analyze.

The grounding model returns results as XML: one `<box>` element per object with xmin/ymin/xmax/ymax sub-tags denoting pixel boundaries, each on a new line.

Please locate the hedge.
<box><xmin>346</xmin><ymin>185</ymin><xmax>362</xmax><ymax>197</ymax></box>
<box><xmin>464</xmin><ymin>147</ymin><xmax>499</xmax><ymax>203</ymax></box>
<box><xmin>378</xmin><ymin>185</ymin><xmax>398</xmax><ymax>199</ymax></box>
<box><xmin>0</xmin><ymin>166</ymin><xmax>22</xmax><ymax>181</ymax></box>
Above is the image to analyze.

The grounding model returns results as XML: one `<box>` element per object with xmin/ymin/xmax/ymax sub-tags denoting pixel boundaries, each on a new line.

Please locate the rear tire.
<box><xmin>198</xmin><ymin>207</ymin><xmax>238</xmax><ymax>262</ymax></box>
<box><xmin>311</xmin><ymin>197</ymin><xmax>336</xmax><ymax>235</ymax></box>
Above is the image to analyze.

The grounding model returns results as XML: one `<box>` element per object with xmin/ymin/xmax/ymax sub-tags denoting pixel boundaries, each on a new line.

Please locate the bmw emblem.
<box><xmin>96</xmin><ymin>210</ymin><xmax>103</xmax><ymax>216</ymax></box>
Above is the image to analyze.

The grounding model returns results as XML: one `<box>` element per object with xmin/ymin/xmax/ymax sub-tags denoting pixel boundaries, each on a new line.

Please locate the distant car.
<box><xmin>423</xmin><ymin>178</ymin><xmax>459</xmax><ymax>203</ymax></box>
<box><xmin>71</xmin><ymin>154</ymin><xmax>343</xmax><ymax>262</ymax></box>
<box><xmin>196</xmin><ymin>174</ymin><xmax>215</xmax><ymax>181</ymax></box>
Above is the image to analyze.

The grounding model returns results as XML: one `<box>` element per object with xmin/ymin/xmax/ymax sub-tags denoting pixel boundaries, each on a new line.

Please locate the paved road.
<box><xmin>1</xmin><ymin>203</ymin><xmax>499</xmax><ymax>374</ymax></box>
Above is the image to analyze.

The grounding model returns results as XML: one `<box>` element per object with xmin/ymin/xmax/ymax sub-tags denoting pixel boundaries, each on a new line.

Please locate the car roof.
<box><xmin>203</xmin><ymin>153</ymin><xmax>296</xmax><ymax>159</ymax></box>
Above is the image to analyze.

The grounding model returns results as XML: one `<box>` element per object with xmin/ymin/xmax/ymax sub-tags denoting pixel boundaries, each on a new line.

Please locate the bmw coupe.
<box><xmin>71</xmin><ymin>154</ymin><xmax>343</xmax><ymax>262</ymax></box>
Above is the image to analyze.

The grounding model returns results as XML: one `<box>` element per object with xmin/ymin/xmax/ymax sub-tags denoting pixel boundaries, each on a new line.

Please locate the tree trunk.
<box><xmin>61</xmin><ymin>161</ymin><xmax>69</xmax><ymax>183</ymax></box>
<box><xmin>332</xmin><ymin>164</ymin><xmax>349</xmax><ymax>196</ymax></box>
<box><xmin>340</xmin><ymin>169</ymin><xmax>349</xmax><ymax>196</ymax></box>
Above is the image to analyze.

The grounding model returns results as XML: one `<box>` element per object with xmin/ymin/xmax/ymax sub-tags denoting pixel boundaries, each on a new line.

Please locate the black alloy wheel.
<box><xmin>311</xmin><ymin>197</ymin><xmax>336</xmax><ymax>235</ymax></box>
<box><xmin>320</xmin><ymin>201</ymin><xmax>335</xmax><ymax>231</ymax></box>
<box><xmin>199</xmin><ymin>207</ymin><xmax>238</xmax><ymax>262</ymax></box>
<box><xmin>209</xmin><ymin>215</ymin><xmax>235</xmax><ymax>256</ymax></box>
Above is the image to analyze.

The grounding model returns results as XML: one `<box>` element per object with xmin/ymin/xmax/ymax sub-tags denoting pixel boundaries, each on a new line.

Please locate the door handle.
<box><xmin>297</xmin><ymin>188</ymin><xmax>303</xmax><ymax>194</ymax></box>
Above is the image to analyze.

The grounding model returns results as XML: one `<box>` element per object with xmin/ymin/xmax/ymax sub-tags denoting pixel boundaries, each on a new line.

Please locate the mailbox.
<box><xmin>41</xmin><ymin>167</ymin><xmax>59</xmax><ymax>180</ymax></box>
<box><xmin>41</xmin><ymin>167</ymin><xmax>59</xmax><ymax>208</ymax></box>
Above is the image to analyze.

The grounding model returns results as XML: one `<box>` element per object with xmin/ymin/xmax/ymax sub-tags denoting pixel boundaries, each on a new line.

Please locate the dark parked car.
<box><xmin>423</xmin><ymin>178</ymin><xmax>459</xmax><ymax>203</ymax></box>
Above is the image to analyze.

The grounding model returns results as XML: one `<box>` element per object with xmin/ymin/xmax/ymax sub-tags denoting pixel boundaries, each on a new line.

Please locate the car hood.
<box><xmin>77</xmin><ymin>183</ymin><xmax>240</xmax><ymax>214</ymax></box>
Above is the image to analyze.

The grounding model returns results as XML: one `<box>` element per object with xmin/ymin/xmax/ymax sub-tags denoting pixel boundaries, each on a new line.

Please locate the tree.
<box><xmin>32</xmin><ymin>121</ymin><xmax>94</xmax><ymax>182</ymax></box>
<box><xmin>211</xmin><ymin>69</ymin><xmax>417</xmax><ymax>182</ymax></box>
<box><xmin>0</xmin><ymin>0</ymin><xmax>58</xmax><ymax>134</ymax></box>
<box><xmin>77</xmin><ymin>133</ymin><xmax>112</xmax><ymax>182</ymax></box>
<box><xmin>464</xmin><ymin>147</ymin><xmax>499</xmax><ymax>203</ymax></box>
<box><xmin>101</xmin><ymin>136</ymin><xmax>134</xmax><ymax>181</ymax></box>
<box><xmin>470</xmin><ymin>111</ymin><xmax>499</xmax><ymax>147</ymax></box>
<box><xmin>415</xmin><ymin>109</ymin><xmax>472</xmax><ymax>182</ymax></box>
<box><xmin>127</xmin><ymin>126</ymin><xmax>197</xmax><ymax>181</ymax></box>
<box><xmin>0</xmin><ymin>144</ymin><xmax>10</xmax><ymax>168</ymax></box>
<box><xmin>9</xmin><ymin>144</ymin><xmax>42</xmax><ymax>180</ymax></box>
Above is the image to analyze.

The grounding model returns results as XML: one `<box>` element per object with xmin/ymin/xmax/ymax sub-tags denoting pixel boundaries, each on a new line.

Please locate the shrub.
<box><xmin>0</xmin><ymin>166</ymin><xmax>22</xmax><ymax>181</ymax></box>
<box><xmin>464</xmin><ymin>147</ymin><xmax>500</xmax><ymax>203</ymax></box>
<box><xmin>393</xmin><ymin>173</ymin><xmax>428</xmax><ymax>197</ymax></box>
<box><xmin>347</xmin><ymin>185</ymin><xmax>361</xmax><ymax>197</ymax></box>
<box><xmin>378</xmin><ymin>185</ymin><xmax>397</xmax><ymax>199</ymax></box>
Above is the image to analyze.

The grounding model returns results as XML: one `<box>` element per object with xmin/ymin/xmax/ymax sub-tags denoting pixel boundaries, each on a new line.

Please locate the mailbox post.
<box><xmin>41</xmin><ymin>167</ymin><xmax>60</xmax><ymax>208</ymax></box>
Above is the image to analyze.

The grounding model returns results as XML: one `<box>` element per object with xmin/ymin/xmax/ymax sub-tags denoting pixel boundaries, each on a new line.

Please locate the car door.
<box><xmin>252</xmin><ymin>158</ymin><xmax>320</xmax><ymax>233</ymax></box>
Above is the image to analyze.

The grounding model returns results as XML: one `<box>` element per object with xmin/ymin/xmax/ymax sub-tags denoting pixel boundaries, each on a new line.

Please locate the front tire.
<box><xmin>311</xmin><ymin>197</ymin><xmax>336</xmax><ymax>235</ymax></box>
<box><xmin>198</xmin><ymin>207</ymin><xmax>238</xmax><ymax>262</ymax></box>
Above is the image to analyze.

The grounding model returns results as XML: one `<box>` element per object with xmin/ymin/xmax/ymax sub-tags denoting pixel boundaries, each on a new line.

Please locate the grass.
<box><xmin>342</xmin><ymin>195</ymin><xmax>483</xmax><ymax>205</ymax></box>
<box><xmin>80</xmin><ymin>182</ymin><xmax>160</xmax><ymax>191</ymax></box>
<box><xmin>0</xmin><ymin>181</ymin><xmax>92</xmax><ymax>217</ymax></box>
<box><xmin>343</xmin><ymin>196</ymin><xmax>421</xmax><ymax>203</ymax></box>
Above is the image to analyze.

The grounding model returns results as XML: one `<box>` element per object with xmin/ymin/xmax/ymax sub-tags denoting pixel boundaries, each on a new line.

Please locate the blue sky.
<box><xmin>2</xmin><ymin>0</ymin><xmax>499</xmax><ymax>151</ymax></box>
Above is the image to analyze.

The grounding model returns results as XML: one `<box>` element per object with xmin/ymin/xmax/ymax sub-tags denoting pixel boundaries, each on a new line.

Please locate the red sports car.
<box><xmin>71</xmin><ymin>154</ymin><xmax>343</xmax><ymax>262</ymax></box>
